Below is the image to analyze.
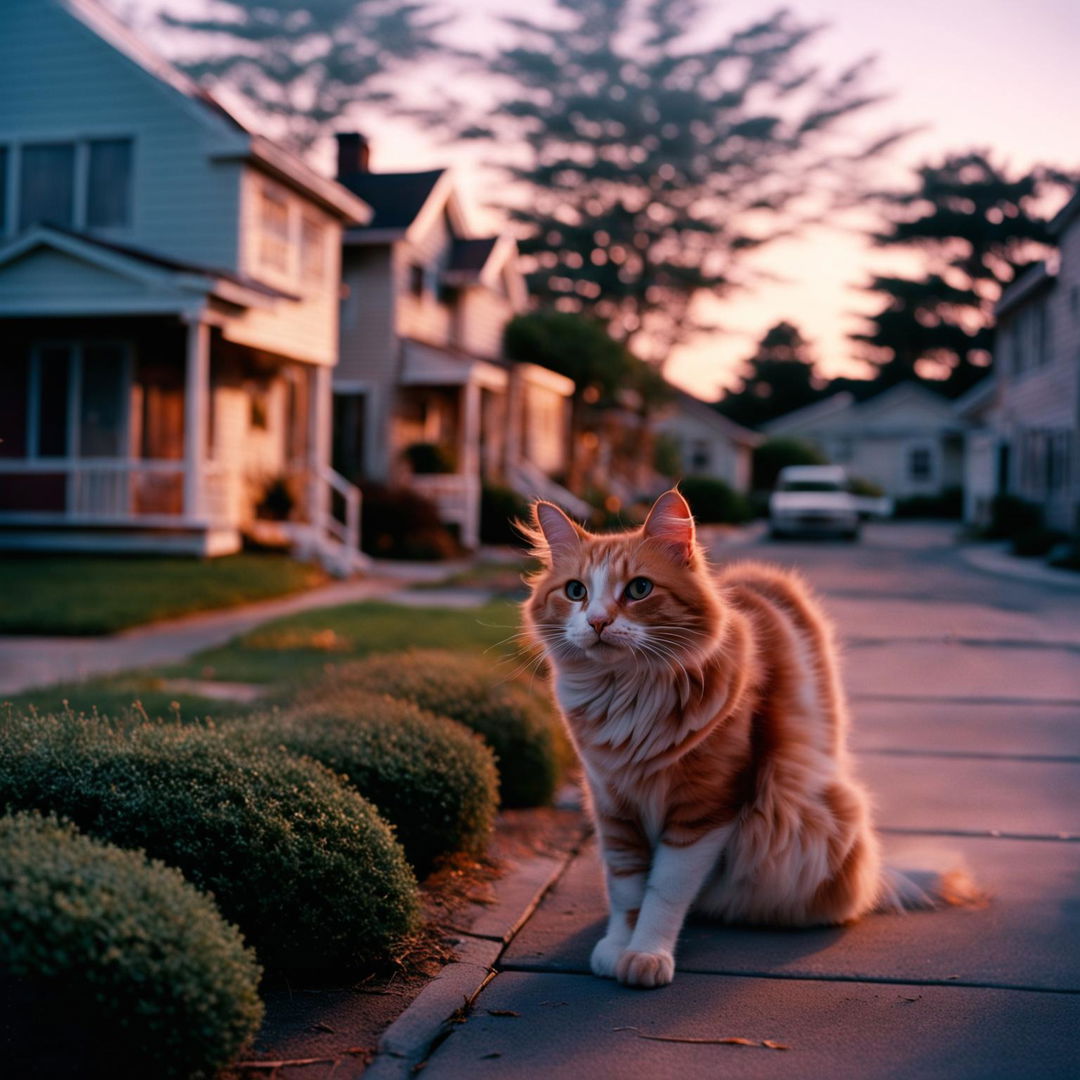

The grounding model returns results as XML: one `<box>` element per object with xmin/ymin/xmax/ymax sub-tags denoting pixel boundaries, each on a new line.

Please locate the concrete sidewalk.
<box><xmin>412</xmin><ymin>533</ymin><xmax>1080</xmax><ymax>1079</ymax></box>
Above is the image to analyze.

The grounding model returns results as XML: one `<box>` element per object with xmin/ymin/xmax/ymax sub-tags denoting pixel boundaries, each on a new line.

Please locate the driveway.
<box><xmin>416</xmin><ymin>522</ymin><xmax>1080</xmax><ymax>1078</ymax></box>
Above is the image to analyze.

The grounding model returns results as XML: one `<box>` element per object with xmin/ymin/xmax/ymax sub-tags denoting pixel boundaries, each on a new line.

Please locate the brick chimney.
<box><xmin>335</xmin><ymin>132</ymin><xmax>370</xmax><ymax>177</ymax></box>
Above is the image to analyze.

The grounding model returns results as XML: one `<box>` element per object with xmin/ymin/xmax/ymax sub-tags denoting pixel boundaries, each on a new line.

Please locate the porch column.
<box><xmin>183</xmin><ymin>318</ymin><xmax>210</xmax><ymax>519</ymax></box>
<box><xmin>309</xmin><ymin>364</ymin><xmax>332</xmax><ymax>525</ymax></box>
<box><xmin>460</xmin><ymin>379</ymin><xmax>482</xmax><ymax>548</ymax></box>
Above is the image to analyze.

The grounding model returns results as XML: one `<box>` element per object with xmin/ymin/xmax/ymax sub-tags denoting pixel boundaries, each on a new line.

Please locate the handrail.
<box><xmin>317</xmin><ymin>464</ymin><xmax>361</xmax><ymax>569</ymax></box>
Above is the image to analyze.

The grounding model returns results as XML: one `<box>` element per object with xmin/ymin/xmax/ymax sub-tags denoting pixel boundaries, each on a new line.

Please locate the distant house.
<box><xmin>333</xmin><ymin>134</ymin><xmax>582</xmax><ymax>546</ymax></box>
<box><xmin>762</xmin><ymin>382</ymin><xmax>968</xmax><ymax>499</ymax></box>
<box><xmin>0</xmin><ymin>0</ymin><xmax>369</xmax><ymax>568</ymax></box>
<box><xmin>654</xmin><ymin>390</ymin><xmax>760</xmax><ymax>491</ymax></box>
<box><xmin>961</xmin><ymin>196</ymin><xmax>1080</xmax><ymax>534</ymax></box>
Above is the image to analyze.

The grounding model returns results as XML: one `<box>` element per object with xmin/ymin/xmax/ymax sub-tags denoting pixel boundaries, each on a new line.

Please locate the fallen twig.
<box><xmin>614</xmin><ymin>1026</ymin><xmax>790</xmax><ymax>1050</ymax></box>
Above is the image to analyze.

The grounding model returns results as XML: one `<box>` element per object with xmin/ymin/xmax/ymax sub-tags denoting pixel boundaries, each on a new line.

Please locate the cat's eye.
<box><xmin>625</xmin><ymin>577</ymin><xmax>653</xmax><ymax>600</ymax></box>
<box><xmin>565</xmin><ymin>579</ymin><xmax>587</xmax><ymax>601</ymax></box>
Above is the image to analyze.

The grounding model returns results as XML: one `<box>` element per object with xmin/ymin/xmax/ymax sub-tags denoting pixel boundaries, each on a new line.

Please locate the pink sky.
<box><xmin>145</xmin><ymin>0</ymin><xmax>1080</xmax><ymax>400</ymax></box>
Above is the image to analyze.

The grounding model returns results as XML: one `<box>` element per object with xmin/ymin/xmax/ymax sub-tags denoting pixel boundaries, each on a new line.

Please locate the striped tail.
<box><xmin>877</xmin><ymin>865</ymin><xmax>988</xmax><ymax>913</ymax></box>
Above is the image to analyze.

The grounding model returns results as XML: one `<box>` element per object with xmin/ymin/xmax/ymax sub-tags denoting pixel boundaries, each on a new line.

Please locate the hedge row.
<box><xmin>0</xmin><ymin>811</ymin><xmax>263</xmax><ymax>1079</ymax></box>
<box><xmin>226</xmin><ymin>693</ymin><xmax>498</xmax><ymax>876</ymax></box>
<box><xmin>315</xmin><ymin>650</ymin><xmax>565</xmax><ymax>808</ymax></box>
<box><xmin>0</xmin><ymin>712</ymin><xmax>419</xmax><ymax>973</ymax></box>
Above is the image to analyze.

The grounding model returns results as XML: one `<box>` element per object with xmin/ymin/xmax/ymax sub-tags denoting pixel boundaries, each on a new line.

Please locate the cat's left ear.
<box><xmin>643</xmin><ymin>489</ymin><xmax>696</xmax><ymax>563</ymax></box>
<box><xmin>531</xmin><ymin>500</ymin><xmax>584</xmax><ymax>563</ymax></box>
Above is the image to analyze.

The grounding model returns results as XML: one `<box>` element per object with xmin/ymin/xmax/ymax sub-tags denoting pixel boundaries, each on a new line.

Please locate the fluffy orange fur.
<box><xmin>522</xmin><ymin>489</ymin><xmax>930</xmax><ymax>989</ymax></box>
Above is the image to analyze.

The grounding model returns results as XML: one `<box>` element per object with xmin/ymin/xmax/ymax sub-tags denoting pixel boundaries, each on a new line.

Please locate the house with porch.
<box><xmin>0</xmin><ymin>0</ymin><xmax>370</xmax><ymax>569</ymax></box>
<box><xmin>960</xmin><ymin>194</ymin><xmax>1080</xmax><ymax>534</ymax></box>
<box><xmin>762</xmin><ymin>381</ymin><xmax>968</xmax><ymax>501</ymax></box>
<box><xmin>333</xmin><ymin>133</ymin><xmax>582</xmax><ymax>547</ymax></box>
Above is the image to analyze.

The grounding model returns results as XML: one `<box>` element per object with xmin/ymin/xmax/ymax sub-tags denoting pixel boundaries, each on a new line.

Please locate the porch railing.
<box><xmin>411</xmin><ymin>472</ymin><xmax>481</xmax><ymax>548</ymax></box>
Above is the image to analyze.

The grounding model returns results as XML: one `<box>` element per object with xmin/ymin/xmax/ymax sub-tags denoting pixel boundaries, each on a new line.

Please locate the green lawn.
<box><xmin>6</xmin><ymin>598</ymin><xmax>531</xmax><ymax>718</ymax></box>
<box><xmin>0</xmin><ymin>553</ymin><xmax>328</xmax><ymax>635</ymax></box>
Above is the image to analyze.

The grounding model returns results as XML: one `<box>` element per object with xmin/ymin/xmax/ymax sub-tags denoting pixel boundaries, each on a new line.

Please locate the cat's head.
<box><xmin>521</xmin><ymin>489</ymin><xmax>722</xmax><ymax>670</ymax></box>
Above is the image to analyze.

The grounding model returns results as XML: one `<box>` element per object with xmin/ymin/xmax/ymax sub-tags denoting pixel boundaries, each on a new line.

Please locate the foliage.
<box><xmin>848</xmin><ymin>475</ymin><xmax>884</xmax><ymax>498</ymax></box>
<box><xmin>652</xmin><ymin>433</ymin><xmax>682</xmax><ymax>478</ymax></box>
<box><xmin>0</xmin><ymin>811</ymin><xmax>263</xmax><ymax>1080</ymax></box>
<box><xmin>751</xmin><ymin>437</ymin><xmax>828</xmax><ymax>492</ymax></box>
<box><xmin>162</xmin><ymin>0</ymin><xmax>447</xmax><ymax>154</ymax></box>
<box><xmin>0</xmin><ymin>553</ymin><xmax>324</xmax><ymax>636</ymax></box>
<box><xmin>892</xmin><ymin>487</ymin><xmax>963</xmax><ymax>520</ymax></box>
<box><xmin>481</xmin><ymin>484</ymin><xmax>531</xmax><ymax>545</ymax></box>
<box><xmin>983</xmin><ymin>494</ymin><xmax>1043</xmax><ymax>539</ymax></box>
<box><xmin>327</xmin><ymin>650</ymin><xmax>564</xmax><ymax>807</ymax></box>
<box><xmin>403</xmin><ymin>441</ymin><xmax>457</xmax><ymax>475</ymax></box>
<box><xmin>1049</xmin><ymin>540</ymin><xmax>1080</xmax><ymax>572</ymax></box>
<box><xmin>679</xmin><ymin>477</ymin><xmax>752</xmax><ymax>525</ymax></box>
<box><xmin>226</xmin><ymin>695</ymin><xmax>498</xmax><ymax>876</ymax></box>
<box><xmin>0</xmin><ymin>712</ymin><xmax>419</xmax><ymax>972</ymax></box>
<box><xmin>853</xmin><ymin>151</ymin><xmax>1076</xmax><ymax>396</ymax></box>
<box><xmin>430</xmin><ymin>1</ymin><xmax>898</xmax><ymax>356</ymax></box>
<box><xmin>361</xmin><ymin>482</ymin><xmax>461</xmax><ymax>559</ymax></box>
<box><xmin>255</xmin><ymin>474</ymin><xmax>296</xmax><ymax>521</ymax></box>
<box><xmin>715</xmin><ymin>322</ymin><xmax>825</xmax><ymax>428</ymax></box>
<box><xmin>1010</xmin><ymin>528</ymin><xmax>1067</xmax><ymax>558</ymax></box>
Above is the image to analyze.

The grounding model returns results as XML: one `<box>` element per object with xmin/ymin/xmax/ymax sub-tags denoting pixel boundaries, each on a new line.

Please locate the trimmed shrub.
<box><xmin>0</xmin><ymin>811</ymin><xmax>263</xmax><ymax>1079</ymax></box>
<box><xmin>360</xmin><ymin>482</ymin><xmax>461</xmax><ymax>559</ymax></box>
<box><xmin>481</xmin><ymin>483</ymin><xmax>531</xmax><ymax>545</ymax></box>
<box><xmin>1011</xmin><ymin>527</ymin><xmax>1067</xmax><ymax>558</ymax></box>
<box><xmin>679</xmin><ymin>476</ymin><xmax>753</xmax><ymax>524</ymax></box>
<box><xmin>893</xmin><ymin>487</ymin><xmax>963</xmax><ymax>520</ymax></box>
<box><xmin>0</xmin><ymin>711</ymin><xmax>419</xmax><ymax>972</ymax></box>
<box><xmin>322</xmin><ymin>650</ymin><xmax>563</xmax><ymax>808</ymax></box>
<box><xmin>984</xmin><ymin>494</ymin><xmax>1043</xmax><ymax>539</ymax></box>
<box><xmin>226</xmin><ymin>694</ymin><xmax>498</xmax><ymax>876</ymax></box>
<box><xmin>403</xmin><ymin>441</ymin><xmax>457</xmax><ymax>475</ymax></box>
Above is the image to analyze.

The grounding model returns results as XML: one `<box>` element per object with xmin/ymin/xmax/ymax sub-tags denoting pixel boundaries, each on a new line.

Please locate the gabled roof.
<box><xmin>1050</xmin><ymin>189</ymin><xmax>1080</xmax><ymax>236</ymax></box>
<box><xmin>994</xmin><ymin>260</ymin><xmax>1056</xmax><ymax>319</ymax></box>
<box><xmin>663</xmin><ymin>389</ymin><xmax>762</xmax><ymax>447</ymax></box>
<box><xmin>761</xmin><ymin>392</ymin><xmax>855</xmax><ymax>435</ymax></box>
<box><xmin>57</xmin><ymin>0</ymin><xmax>370</xmax><ymax>223</ymax></box>
<box><xmin>339</xmin><ymin>169</ymin><xmax>447</xmax><ymax>232</ymax></box>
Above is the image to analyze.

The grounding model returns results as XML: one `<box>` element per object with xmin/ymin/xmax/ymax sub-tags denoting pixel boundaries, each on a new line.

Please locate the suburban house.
<box><xmin>333</xmin><ymin>133</ymin><xmax>581</xmax><ymax>546</ymax></box>
<box><xmin>0</xmin><ymin>0</ymin><xmax>371</xmax><ymax>569</ymax></box>
<box><xmin>959</xmin><ymin>196</ymin><xmax>1080</xmax><ymax>534</ymax></box>
<box><xmin>654</xmin><ymin>389</ymin><xmax>760</xmax><ymax>492</ymax></box>
<box><xmin>762</xmin><ymin>381</ymin><xmax>968</xmax><ymax>500</ymax></box>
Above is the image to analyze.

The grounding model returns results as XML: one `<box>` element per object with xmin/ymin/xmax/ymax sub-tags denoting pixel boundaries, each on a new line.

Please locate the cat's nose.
<box><xmin>588</xmin><ymin>614</ymin><xmax>612</xmax><ymax>635</ymax></box>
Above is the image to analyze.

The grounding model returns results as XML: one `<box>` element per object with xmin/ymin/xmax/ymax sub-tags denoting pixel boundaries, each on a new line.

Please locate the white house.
<box><xmin>332</xmin><ymin>134</ymin><xmax>581</xmax><ymax>546</ymax></box>
<box><xmin>0</xmin><ymin>0</ymin><xmax>371</xmax><ymax>568</ymax></box>
<box><xmin>654</xmin><ymin>389</ymin><xmax>760</xmax><ymax>491</ymax></box>
<box><xmin>962</xmin><ymin>195</ymin><xmax>1080</xmax><ymax>534</ymax></box>
<box><xmin>763</xmin><ymin>382</ymin><xmax>968</xmax><ymax>499</ymax></box>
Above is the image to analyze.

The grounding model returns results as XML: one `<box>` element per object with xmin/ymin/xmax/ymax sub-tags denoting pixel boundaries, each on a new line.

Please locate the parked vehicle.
<box><xmin>769</xmin><ymin>466</ymin><xmax>861</xmax><ymax>540</ymax></box>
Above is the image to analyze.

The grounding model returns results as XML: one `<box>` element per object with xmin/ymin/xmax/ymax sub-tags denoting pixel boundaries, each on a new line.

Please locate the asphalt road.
<box><xmin>420</xmin><ymin>522</ymin><xmax>1080</xmax><ymax>1079</ymax></box>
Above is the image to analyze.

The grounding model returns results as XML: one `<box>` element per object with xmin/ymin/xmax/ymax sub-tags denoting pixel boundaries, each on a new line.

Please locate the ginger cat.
<box><xmin>523</xmin><ymin>489</ymin><xmax>933</xmax><ymax>989</ymax></box>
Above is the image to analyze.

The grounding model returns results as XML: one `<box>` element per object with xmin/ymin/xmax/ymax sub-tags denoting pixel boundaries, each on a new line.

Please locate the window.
<box><xmin>87</xmin><ymin>139</ymin><xmax>133</xmax><ymax>228</ymax></box>
<box><xmin>20</xmin><ymin>143</ymin><xmax>76</xmax><ymax>229</ymax></box>
<box><xmin>908</xmin><ymin>446</ymin><xmax>933</xmax><ymax>482</ymax></box>
<box><xmin>26</xmin><ymin>343</ymin><xmax>130</xmax><ymax>459</ymax></box>
<box><xmin>300</xmin><ymin>213</ymin><xmax>324</xmax><ymax>283</ymax></box>
<box><xmin>259</xmin><ymin>186</ymin><xmax>290</xmax><ymax>272</ymax></box>
<box><xmin>690</xmin><ymin>439</ymin><xmax>710</xmax><ymax>472</ymax></box>
<box><xmin>409</xmin><ymin>263</ymin><xmax>425</xmax><ymax>298</ymax></box>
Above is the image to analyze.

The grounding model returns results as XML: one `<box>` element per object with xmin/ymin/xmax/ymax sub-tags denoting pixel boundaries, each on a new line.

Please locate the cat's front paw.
<box><xmin>590</xmin><ymin>934</ymin><xmax>628</xmax><ymax>979</ymax></box>
<box><xmin>615</xmin><ymin>949</ymin><xmax>675</xmax><ymax>989</ymax></box>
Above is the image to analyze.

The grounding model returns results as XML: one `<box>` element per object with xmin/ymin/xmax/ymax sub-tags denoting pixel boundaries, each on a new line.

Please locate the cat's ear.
<box><xmin>643</xmin><ymin>489</ymin><xmax>696</xmax><ymax>563</ymax></box>
<box><xmin>530</xmin><ymin>500</ymin><xmax>584</xmax><ymax>563</ymax></box>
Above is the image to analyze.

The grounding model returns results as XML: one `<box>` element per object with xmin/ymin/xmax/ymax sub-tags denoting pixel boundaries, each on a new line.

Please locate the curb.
<box><xmin>363</xmin><ymin>840</ymin><xmax>585</xmax><ymax>1078</ymax></box>
<box><xmin>958</xmin><ymin>544</ymin><xmax>1080</xmax><ymax>591</ymax></box>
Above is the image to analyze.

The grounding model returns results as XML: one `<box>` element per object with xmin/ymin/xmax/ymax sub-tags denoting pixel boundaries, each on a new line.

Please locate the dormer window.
<box><xmin>15</xmin><ymin>138</ymin><xmax>133</xmax><ymax>232</ymax></box>
<box><xmin>258</xmin><ymin>185</ymin><xmax>290</xmax><ymax>273</ymax></box>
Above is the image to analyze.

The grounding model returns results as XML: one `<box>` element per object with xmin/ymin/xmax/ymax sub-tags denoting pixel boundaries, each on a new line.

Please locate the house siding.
<box><xmin>0</xmin><ymin>0</ymin><xmax>241</xmax><ymax>269</ymax></box>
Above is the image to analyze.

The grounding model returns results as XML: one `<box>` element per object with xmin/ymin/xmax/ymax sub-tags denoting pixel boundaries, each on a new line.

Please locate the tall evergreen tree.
<box><xmin>160</xmin><ymin>1</ymin><xmax>446</xmax><ymax>153</ymax></box>
<box><xmin>424</xmin><ymin>0</ymin><xmax>902</xmax><ymax>359</ymax></box>
<box><xmin>715</xmin><ymin>321</ymin><xmax>823</xmax><ymax>429</ymax></box>
<box><xmin>852</xmin><ymin>151</ymin><xmax>1074</xmax><ymax>396</ymax></box>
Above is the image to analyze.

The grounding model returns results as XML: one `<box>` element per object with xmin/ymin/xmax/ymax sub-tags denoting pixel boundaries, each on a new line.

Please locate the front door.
<box><xmin>333</xmin><ymin>392</ymin><xmax>367</xmax><ymax>484</ymax></box>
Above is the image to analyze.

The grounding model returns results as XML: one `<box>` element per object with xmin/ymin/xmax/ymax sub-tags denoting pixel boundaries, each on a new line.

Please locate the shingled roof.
<box><xmin>338</xmin><ymin>169</ymin><xmax>446</xmax><ymax>231</ymax></box>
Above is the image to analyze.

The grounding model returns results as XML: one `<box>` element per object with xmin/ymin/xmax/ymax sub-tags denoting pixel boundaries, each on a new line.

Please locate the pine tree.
<box><xmin>715</xmin><ymin>321</ymin><xmax>823</xmax><ymax>429</ymax></box>
<box><xmin>853</xmin><ymin>151</ymin><xmax>1074</xmax><ymax>397</ymax></box>
<box><xmin>161</xmin><ymin>1</ymin><xmax>446</xmax><ymax>154</ymax></box>
<box><xmin>425</xmin><ymin>0</ymin><xmax>901</xmax><ymax>359</ymax></box>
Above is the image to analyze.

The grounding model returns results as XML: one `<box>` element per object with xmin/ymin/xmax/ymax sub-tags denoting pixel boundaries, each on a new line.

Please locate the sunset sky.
<box><xmin>144</xmin><ymin>0</ymin><xmax>1080</xmax><ymax>401</ymax></box>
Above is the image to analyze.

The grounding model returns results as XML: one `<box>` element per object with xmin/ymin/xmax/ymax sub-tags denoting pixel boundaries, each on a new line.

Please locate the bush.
<box><xmin>752</xmin><ymin>437</ymin><xmax>827</xmax><ymax>492</ymax></box>
<box><xmin>1011</xmin><ymin>527</ymin><xmax>1067</xmax><ymax>558</ymax></box>
<box><xmin>403</xmin><ymin>441</ymin><xmax>457</xmax><ymax>475</ymax></box>
<box><xmin>983</xmin><ymin>494</ymin><xmax>1043</xmax><ymax>539</ymax></box>
<box><xmin>322</xmin><ymin>650</ymin><xmax>564</xmax><ymax>808</ymax></box>
<box><xmin>1049</xmin><ymin>539</ymin><xmax>1080</xmax><ymax>571</ymax></box>
<box><xmin>0</xmin><ymin>811</ymin><xmax>263</xmax><ymax>1079</ymax></box>
<box><xmin>226</xmin><ymin>695</ymin><xmax>498</xmax><ymax>876</ymax></box>
<box><xmin>361</xmin><ymin>482</ymin><xmax>461</xmax><ymax>560</ymax></box>
<box><xmin>678</xmin><ymin>476</ymin><xmax>752</xmax><ymax>524</ymax></box>
<box><xmin>0</xmin><ymin>712</ymin><xmax>419</xmax><ymax>972</ymax></box>
<box><xmin>893</xmin><ymin>487</ymin><xmax>963</xmax><ymax>520</ymax></box>
<box><xmin>848</xmin><ymin>475</ymin><xmax>884</xmax><ymax>498</ymax></box>
<box><xmin>481</xmin><ymin>484</ymin><xmax>531</xmax><ymax>545</ymax></box>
